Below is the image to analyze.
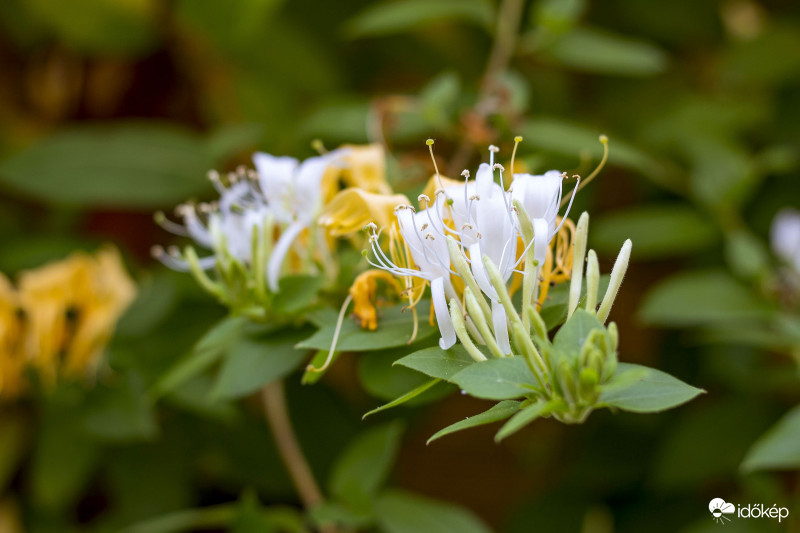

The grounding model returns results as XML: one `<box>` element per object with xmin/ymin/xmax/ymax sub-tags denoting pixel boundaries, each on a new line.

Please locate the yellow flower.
<box><xmin>335</xmin><ymin>144</ymin><xmax>392</xmax><ymax>195</ymax></box>
<box><xmin>319</xmin><ymin>189</ymin><xmax>410</xmax><ymax>237</ymax></box>
<box><xmin>349</xmin><ymin>269</ymin><xmax>404</xmax><ymax>330</ymax></box>
<box><xmin>17</xmin><ymin>247</ymin><xmax>136</xmax><ymax>382</ymax></box>
<box><xmin>0</xmin><ymin>274</ymin><xmax>24</xmax><ymax>399</ymax></box>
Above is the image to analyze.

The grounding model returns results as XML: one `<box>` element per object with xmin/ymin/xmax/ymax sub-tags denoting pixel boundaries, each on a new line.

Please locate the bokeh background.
<box><xmin>1</xmin><ymin>0</ymin><xmax>799</xmax><ymax>531</ymax></box>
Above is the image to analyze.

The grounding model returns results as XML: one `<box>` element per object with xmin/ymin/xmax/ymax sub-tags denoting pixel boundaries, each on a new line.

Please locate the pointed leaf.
<box><xmin>742</xmin><ymin>405</ymin><xmax>800</xmax><ymax>472</ymax></box>
<box><xmin>395</xmin><ymin>345</ymin><xmax>477</xmax><ymax>381</ymax></box>
<box><xmin>599</xmin><ymin>363</ymin><xmax>703</xmax><ymax>413</ymax></box>
<box><xmin>552</xmin><ymin>309</ymin><xmax>606</xmax><ymax>357</ymax></box>
<box><xmin>151</xmin><ymin>316</ymin><xmax>246</xmax><ymax>399</ymax></box>
<box><xmin>329</xmin><ymin>422</ymin><xmax>403</xmax><ymax>510</ymax></box>
<box><xmin>298</xmin><ymin>303</ymin><xmax>435</xmax><ymax>351</ymax></box>
<box><xmin>428</xmin><ymin>401</ymin><xmax>522</xmax><ymax>444</ymax></box>
<box><xmin>374</xmin><ymin>489</ymin><xmax>491</xmax><ymax>533</ymax></box>
<box><xmin>495</xmin><ymin>399</ymin><xmax>562</xmax><ymax>442</ymax></box>
<box><xmin>450</xmin><ymin>357</ymin><xmax>538</xmax><ymax>400</ymax></box>
<box><xmin>363</xmin><ymin>379</ymin><xmax>442</xmax><ymax>419</ymax></box>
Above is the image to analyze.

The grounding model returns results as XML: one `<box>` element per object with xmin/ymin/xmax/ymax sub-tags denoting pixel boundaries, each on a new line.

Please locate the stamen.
<box><xmin>510</xmin><ymin>136</ymin><xmax>522</xmax><ymax>179</ymax></box>
<box><xmin>560</xmin><ymin>135</ymin><xmax>608</xmax><ymax>208</ymax></box>
<box><xmin>426</xmin><ymin>139</ymin><xmax>444</xmax><ymax>190</ymax></box>
<box><xmin>306</xmin><ymin>294</ymin><xmax>352</xmax><ymax>373</ymax></box>
<box><xmin>311</xmin><ymin>138</ymin><xmax>328</xmax><ymax>154</ymax></box>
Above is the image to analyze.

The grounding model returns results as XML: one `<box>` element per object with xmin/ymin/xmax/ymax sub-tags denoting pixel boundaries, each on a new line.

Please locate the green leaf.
<box><xmin>374</xmin><ymin>489</ymin><xmax>492</xmax><ymax>533</ymax></box>
<box><xmin>298</xmin><ymin>303</ymin><xmax>435</xmax><ymax>352</ymax></box>
<box><xmin>273</xmin><ymin>275</ymin><xmax>324</xmax><ymax>315</ymax></box>
<box><xmin>450</xmin><ymin>357</ymin><xmax>538</xmax><ymax>400</ymax></box>
<box><xmin>542</xmin><ymin>27</ymin><xmax>668</xmax><ymax>76</ymax></box>
<box><xmin>32</xmin><ymin>393</ymin><xmax>101</xmax><ymax>511</ymax></box>
<box><xmin>358</xmin><ymin>347</ymin><xmax>449</xmax><ymax>402</ymax></box>
<box><xmin>231</xmin><ymin>492</ymin><xmax>276</xmax><ymax>533</ymax></box>
<box><xmin>151</xmin><ymin>316</ymin><xmax>246</xmax><ymax>399</ymax></box>
<box><xmin>419</xmin><ymin>72</ymin><xmax>461</xmax><ymax>129</ymax></box>
<box><xmin>725</xmin><ymin>229</ymin><xmax>771</xmax><ymax>280</ymax></box>
<box><xmin>599</xmin><ymin>363</ymin><xmax>703</xmax><ymax>413</ymax></box>
<box><xmin>26</xmin><ymin>0</ymin><xmax>159</xmax><ymax>55</ymax></box>
<box><xmin>0</xmin><ymin>122</ymin><xmax>215</xmax><ymax>207</ymax></box>
<box><xmin>742</xmin><ymin>405</ymin><xmax>800</xmax><ymax>472</ymax></box>
<box><xmin>363</xmin><ymin>379</ymin><xmax>442</xmax><ymax>419</ymax></box>
<box><xmin>532</xmin><ymin>0</ymin><xmax>586</xmax><ymax>34</ymax></box>
<box><xmin>119</xmin><ymin>504</ymin><xmax>237</xmax><ymax>533</ymax></box>
<box><xmin>592</xmin><ymin>205</ymin><xmax>718</xmax><ymax>260</ymax></box>
<box><xmin>552</xmin><ymin>309</ymin><xmax>606</xmax><ymax>357</ymax></box>
<box><xmin>345</xmin><ymin>0</ymin><xmax>492</xmax><ymax>38</ymax></box>
<box><xmin>83</xmin><ymin>374</ymin><xmax>158</xmax><ymax>442</ymax></box>
<box><xmin>495</xmin><ymin>399</ymin><xmax>562</xmax><ymax>442</ymax></box>
<box><xmin>395</xmin><ymin>345</ymin><xmax>477</xmax><ymax>381</ymax></box>
<box><xmin>116</xmin><ymin>272</ymin><xmax>179</xmax><ymax>338</ymax></box>
<box><xmin>301</xmin><ymin>349</ymin><xmax>341</xmax><ymax>385</ymax></box>
<box><xmin>329</xmin><ymin>422</ymin><xmax>403</xmax><ymax>510</ymax></box>
<box><xmin>639</xmin><ymin>270</ymin><xmax>772</xmax><ymax>327</ymax></box>
<box><xmin>212</xmin><ymin>328</ymin><xmax>310</xmax><ymax>400</ymax></box>
<box><xmin>427</xmin><ymin>400</ymin><xmax>522</xmax><ymax>444</ymax></box>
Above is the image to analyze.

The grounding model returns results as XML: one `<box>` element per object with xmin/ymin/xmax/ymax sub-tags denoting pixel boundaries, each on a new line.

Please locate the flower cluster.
<box><xmin>0</xmin><ymin>247</ymin><xmax>135</xmax><ymax>399</ymax></box>
<box><xmin>153</xmin><ymin>144</ymin><xmax>388</xmax><ymax>317</ymax></box>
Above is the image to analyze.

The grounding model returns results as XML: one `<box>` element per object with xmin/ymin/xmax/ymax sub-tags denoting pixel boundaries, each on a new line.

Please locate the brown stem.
<box><xmin>261</xmin><ymin>380</ymin><xmax>337</xmax><ymax>533</ymax></box>
<box><xmin>447</xmin><ymin>0</ymin><xmax>525</xmax><ymax>176</ymax></box>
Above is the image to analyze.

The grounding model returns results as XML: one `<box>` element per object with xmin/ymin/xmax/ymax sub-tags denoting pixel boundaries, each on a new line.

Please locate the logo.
<box><xmin>708</xmin><ymin>498</ymin><xmax>789</xmax><ymax>525</ymax></box>
<box><xmin>709</xmin><ymin>498</ymin><xmax>735</xmax><ymax>524</ymax></box>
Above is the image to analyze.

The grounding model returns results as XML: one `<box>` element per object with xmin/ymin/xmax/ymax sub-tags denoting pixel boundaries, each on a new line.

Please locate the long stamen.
<box><xmin>509</xmin><ymin>136</ymin><xmax>522</xmax><ymax>179</ymax></box>
<box><xmin>560</xmin><ymin>135</ymin><xmax>608</xmax><ymax>208</ymax></box>
<box><xmin>306</xmin><ymin>294</ymin><xmax>353</xmax><ymax>373</ymax></box>
<box><xmin>427</xmin><ymin>139</ymin><xmax>444</xmax><ymax>190</ymax></box>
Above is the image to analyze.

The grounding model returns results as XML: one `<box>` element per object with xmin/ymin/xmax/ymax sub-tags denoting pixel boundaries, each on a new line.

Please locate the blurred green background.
<box><xmin>1</xmin><ymin>0</ymin><xmax>799</xmax><ymax>531</ymax></box>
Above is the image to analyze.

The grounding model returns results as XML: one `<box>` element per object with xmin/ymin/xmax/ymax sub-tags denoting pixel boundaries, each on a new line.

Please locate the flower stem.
<box><xmin>261</xmin><ymin>381</ymin><xmax>336</xmax><ymax>533</ymax></box>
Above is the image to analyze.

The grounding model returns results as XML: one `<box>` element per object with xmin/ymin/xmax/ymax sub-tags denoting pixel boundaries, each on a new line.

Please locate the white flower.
<box><xmin>771</xmin><ymin>208</ymin><xmax>800</xmax><ymax>273</ymax></box>
<box><xmin>254</xmin><ymin>151</ymin><xmax>341</xmax><ymax>291</ymax></box>
<box><xmin>511</xmin><ymin>169</ymin><xmax>569</xmax><ymax>267</ymax></box>
<box><xmin>366</xmin><ymin>206</ymin><xmax>458</xmax><ymax>349</ymax></box>
<box><xmin>155</xmin><ymin>151</ymin><xmax>342</xmax><ymax>293</ymax></box>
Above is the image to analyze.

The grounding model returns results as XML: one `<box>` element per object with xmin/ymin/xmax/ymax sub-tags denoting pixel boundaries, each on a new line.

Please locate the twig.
<box><xmin>447</xmin><ymin>0</ymin><xmax>525</xmax><ymax>175</ymax></box>
<box><xmin>262</xmin><ymin>380</ymin><xmax>337</xmax><ymax>533</ymax></box>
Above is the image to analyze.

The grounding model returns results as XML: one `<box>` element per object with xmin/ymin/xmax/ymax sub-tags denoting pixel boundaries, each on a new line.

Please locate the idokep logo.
<box><xmin>709</xmin><ymin>498</ymin><xmax>790</xmax><ymax>525</ymax></box>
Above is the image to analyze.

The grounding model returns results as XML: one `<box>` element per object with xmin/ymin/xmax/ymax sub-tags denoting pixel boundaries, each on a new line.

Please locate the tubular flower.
<box><xmin>155</xmin><ymin>144</ymin><xmax>391</xmax><ymax>315</ymax></box>
<box><xmin>319</xmin><ymin>189</ymin><xmax>411</xmax><ymax>237</ymax></box>
<box><xmin>0</xmin><ymin>274</ymin><xmax>24</xmax><ymax>399</ymax></box>
<box><xmin>362</xmin><ymin>142</ymin><xmax>578</xmax><ymax>353</ymax></box>
<box><xmin>349</xmin><ymin>269</ymin><xmax>405</xmax><ymax>330</ymax></box>
<box><xmin>0</xmin><ymin>247</ymin><xmax>135</xmax><ymax>399</ymax></box>
<box><xmin>18</xmin><ymin>247</ymin><xmax>136</xmax><ymax>381</ymax></box>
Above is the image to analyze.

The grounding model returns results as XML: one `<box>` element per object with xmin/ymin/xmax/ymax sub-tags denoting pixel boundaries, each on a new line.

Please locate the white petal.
<box><xmin>182</xmin><ymin>210</ymin><xmax>213</xmax><ymax>249</ymax></box>
<box><xmin>511</xmin><ymin>171</ymin><xmax>562</xmax><ymax>234</ymax></box>
<box><xmin>474</xmin><ymin>163</ymin><xmax>495</xmax><ymax>198</ymax></box>
<box><xmin>431</xmin><ymin>276</ymin><xmax>457</xmax><ymax>349</ymax></box>
<box><xmin>253</xmin><ymin>153</ymin><xmax>297</xmax><ymax>205</ymax></box>
<box><xmin>491</xmin><ymin>300</ymin><xmax>511</xmax><ymax>355</ymax></box>
<box><xmin>266</xmin><ymin>220</ymin><xmax>306</xmax><ymax>292</ymax></box>
<box><xmin>469</xmin><ymin>242</ymin><xmax>496</xmax><ymax>300</ymax></box>
<box><xmin>532</xmin><ymin>217</ymin><xmax>550</xmax><ymax>269</ymax></box>
<box><xmin>771</xmin><ymin>208</ymin><xmax>800</xmax><ymax>269</ymax></box>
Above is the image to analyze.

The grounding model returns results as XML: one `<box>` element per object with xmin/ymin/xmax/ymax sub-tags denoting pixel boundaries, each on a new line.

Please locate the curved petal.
<box><xmin>532</xmin><ymin>218</ymin><xmax>550</xmax><ymax>269</ymax></box>
<box><xmin>253</xmin><ymin>153</ymin><xmax>297</xmax><ymax>204</ymax></box>
<box><xmin>491</xmin><ymin>300</ymin><xmax>511</xmax><ymax>355</ymax></box>
<box><xmin>266</xmin><ymin>221</ymin><xmax>307</xmax><ymax>292</ymax></box>
<box><xmin>431</xmin><ymin>276</ymin><xmax>456</xmax><ymax>349</ymax></box>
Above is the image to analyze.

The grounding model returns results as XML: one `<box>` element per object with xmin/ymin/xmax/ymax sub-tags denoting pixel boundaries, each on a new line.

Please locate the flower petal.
<box><xmin>431</xmin><ymin>276</ymin><xmax>456</xmax><ymax>349</ymax></box>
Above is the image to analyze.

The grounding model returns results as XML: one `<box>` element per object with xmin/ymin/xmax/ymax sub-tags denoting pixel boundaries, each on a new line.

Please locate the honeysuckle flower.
<box><xmin>17</xmin><ymin>247</ymin><xmax>136</xmax><ymax>381</ymax></box>
<box><xmin>155</xmin><ymin>144</ymin><xmax>393</xmax><ymax>314</ymax></box>
<box><xmin>319</xmin><ymin>189</ymin><xmax>411</xmax><ymax>237</ymax></box>
<box><xmin>771</xmin><ymin>208</ymin><xmax>800</xmax><ymax>274</ymax></box>
<box><xmin>0</xmin><ymin>274</ymin><xmax>24</xmax><ymax>399</ymax></box>
<box><xmin>0</xmin><ymin>247</ymin><xmax>135</xmax><ymax>398</ymax></box>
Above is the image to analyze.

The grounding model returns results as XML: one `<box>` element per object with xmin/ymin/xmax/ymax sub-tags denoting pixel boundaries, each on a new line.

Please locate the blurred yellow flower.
<box><xmin>319</xmin><ymin>189</ymin><xmax>410</xmax><ymax>237</ymax></box>
<box><xmin>0</xmin><ymin>247</ymin><xmax>135</xmax><ymax>398</ymax></box>
<box><xmin>0</xmin><ymin>274</ymin><xmax>24</xmax><ymax>399</ymax></box>
<box><xmin>334</xmin><ymin>144</ymin><xmax>391</xmax><ymax>195</ymax></box>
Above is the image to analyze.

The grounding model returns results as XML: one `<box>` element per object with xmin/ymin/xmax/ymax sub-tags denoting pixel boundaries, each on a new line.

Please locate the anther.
<box><xmin>461</xmin><ymin>169</ymin><xmax>470</xmax><ymax>178</ymax></box>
